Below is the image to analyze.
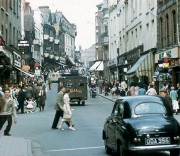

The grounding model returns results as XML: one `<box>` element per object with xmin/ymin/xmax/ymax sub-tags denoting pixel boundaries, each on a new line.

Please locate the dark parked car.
<box><xmin>102</xmin><ymin>96</ymin><xmax>180</xmax><ymax>156</ymax></box>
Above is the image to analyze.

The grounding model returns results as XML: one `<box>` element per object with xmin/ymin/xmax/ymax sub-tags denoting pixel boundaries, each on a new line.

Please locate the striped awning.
<box><xmin>136</xmin><ymin>53</ymin><xmax>154</xmax><ymax>81</ymax></box>
<box><xmin>127</xmin><ymin>54</ymin><xmax>148</xmax><ymax>75</ymax></box>
<box><xmin>127</xmin><ymin>53</ymin><xmax>154</xmax><ymax>82</ymax></box>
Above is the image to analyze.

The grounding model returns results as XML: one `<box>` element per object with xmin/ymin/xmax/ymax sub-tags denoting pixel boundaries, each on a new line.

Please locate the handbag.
<box><xmin>63</xmin><ymin>114</ymin><xmax>72</xmax><ymax>119</ymax></box>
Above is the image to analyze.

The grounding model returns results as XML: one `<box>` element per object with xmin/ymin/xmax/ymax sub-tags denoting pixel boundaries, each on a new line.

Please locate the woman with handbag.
<box><xmin>59</xmin><ymin>89</ymin><xmax>75</xmax><ymax>131</ymax></box>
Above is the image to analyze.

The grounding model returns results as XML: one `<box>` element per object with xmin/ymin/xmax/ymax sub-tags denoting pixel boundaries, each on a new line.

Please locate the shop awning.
<box><xmin>66</xmin><ymin>56</ymin><xmax>76</xmax><ymax>66</ymax></box>
<box><xmin>89</xmin><ymin>61</ymin><xmax>102</xmax><ymax>71</ymax></box>
<box><xmin>14</xmin><ymin>66</ymin><xmax>35</xmax><ymax>78</ymax></box>
<box><xmin>56</xmin><ymin>62</ymin><xmax>67</xmax><ymax>66</ymax></box>
<box><xmin>96</xmin><ymin>61</ymin><xmax>104</xmax><ymax>71</ymax></box>
<box><xmin>0</xmin><ymin>46</ymin><xmax>13</xmax><ymax>64</ymax></box>
<box><xmin>127</xmin><ymin>54</ymin><xmax>148</xmax><ymax>75</ymax></box>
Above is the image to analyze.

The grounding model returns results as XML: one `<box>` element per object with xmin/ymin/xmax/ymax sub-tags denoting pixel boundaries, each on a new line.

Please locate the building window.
<box><xmin>6</xmin><ymin>29</ymin><xmax>8</xmax><ymax>45</ymax></box>
<box><xmin>166</xmin><ymin>14</ymin><xmax>169</xmax><ymax>46</ymax></box>
<box><xmin>160</xmin><ymin>17</ymin><xmax>163</xmax><ymax>47</ymax></box>
<box><xmin>172</xmin><ymin>10</ymin><xmax>177</xmax><ymax>44</ymax></box>
<box><xmin>1</xmin><ymin>25</ymin><xmax>4</xmax><ymax>36</ymax></box>
<box><xmin>9</xmin><ymin>0</ymin><xmax>12</xmax><ymax>9</ymax></box>
<box><xmin>9</xmin><ymin>23</ymin><xmax>12</xmax><ymax>45</ymax></box>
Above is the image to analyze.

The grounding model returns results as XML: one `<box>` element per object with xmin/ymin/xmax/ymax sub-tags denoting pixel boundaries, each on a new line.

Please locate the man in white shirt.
<box><xmin>146</xmin><ymin>84</ymin><xmax>157</xmax><ymax>95</ymax></box>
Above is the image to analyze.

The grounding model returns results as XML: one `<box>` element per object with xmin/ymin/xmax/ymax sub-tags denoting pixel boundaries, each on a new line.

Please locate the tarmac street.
<box><xmin>0</xmin><ymin>85</ymin><xmax>180</xmax><ymax>156</ymax></box>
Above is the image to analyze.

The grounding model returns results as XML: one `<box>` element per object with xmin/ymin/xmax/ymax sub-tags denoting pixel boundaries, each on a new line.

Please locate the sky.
<box><xmin>26</xmin><ymin>0</ymin><xmax>102</xmax><ymax>50</ymax></box>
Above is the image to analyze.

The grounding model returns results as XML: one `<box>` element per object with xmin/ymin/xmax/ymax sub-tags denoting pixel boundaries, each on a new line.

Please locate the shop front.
<box><xmin>125</xmin><ymin>45</ymin><xmax>143</xmax><ymax>86</ymax></box>
<box><xmin>117</xmin><ymin>54</ymin><xmax>127</xmax><ymax>82</ymax></box>
<box><xmin>0</xmin><ymin>46</ymin><xmax>13</xmax><ymax>85</ymax></box>
<box><xmin>126</xmin><ymin>47</ymin><xmax>155</xmax><ymax>88</ymax></box>
<box><xmin>107</xmin><ymin>58</ymin><xmax>117</xmax><ymax>81</ymax></box>
<box><xmin>154</xmin><ymin>46</ymin><xmax>180</xmax><ymax>91</ymax></box>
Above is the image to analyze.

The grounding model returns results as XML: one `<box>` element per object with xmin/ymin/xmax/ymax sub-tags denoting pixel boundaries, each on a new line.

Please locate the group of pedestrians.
<box><xmin>0</xmin><ymin>76</ymin><xmax>48</xmax><ymax>136</ymax></box>
<box><xmin>0</xmin><ymin>79</ymin><xmax>46</xmax><ymax>114</ymax></box>
<box><xmin>52</xmin><ymin>86</ymin><xmax>75</xmax><ymax>131</ymax></box>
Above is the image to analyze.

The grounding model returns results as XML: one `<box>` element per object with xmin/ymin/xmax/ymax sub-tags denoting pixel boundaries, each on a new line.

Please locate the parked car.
<box><xmin>102</xmin><ymin>96</ymin><xmax>180</xmax><ymax>156</ymax></box>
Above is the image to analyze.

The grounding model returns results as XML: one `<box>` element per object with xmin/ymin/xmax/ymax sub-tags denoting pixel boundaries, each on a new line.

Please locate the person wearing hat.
<box><xmin>160</xmin><ymin>89</ymin><xmax>173</xmax><ymax>112</ymax></box>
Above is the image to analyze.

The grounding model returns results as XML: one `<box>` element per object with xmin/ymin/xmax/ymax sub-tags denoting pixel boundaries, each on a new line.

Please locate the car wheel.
<box><xmin>105</xmin><ymin>142</ymin><xmax>112</xmax><ymax>155</ymax></box>
<box><xmin>170</xmin><ymin>149</ymin><xmax>180</xmax><ymax>156</ymax></box>
<box><xmin>82</xmin><ymin>101</ymin><xmax>85</xmax><ymax>106</ymax></box>
<box><xmin>118</xmin><ymin>145</ymin><xmax>130</xmax><ymax>156</ymax></box>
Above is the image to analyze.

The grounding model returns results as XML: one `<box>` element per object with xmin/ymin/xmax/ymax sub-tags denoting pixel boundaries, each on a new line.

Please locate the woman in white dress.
<box><xmin>59</xmin><ymin>89</ymin><xmax>75</xmax><ymax>130</ymax></box>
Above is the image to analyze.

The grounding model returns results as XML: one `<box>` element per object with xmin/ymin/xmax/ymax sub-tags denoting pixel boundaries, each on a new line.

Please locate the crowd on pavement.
<box><xmin>88</xmin><ymin>75</ymin><xmax>180</xmax><ymax>114</ymax></box>
<box><xmin>0</xmin><ymin>76</ymin><xmax>48</xmax><ymax>136</ymax></box>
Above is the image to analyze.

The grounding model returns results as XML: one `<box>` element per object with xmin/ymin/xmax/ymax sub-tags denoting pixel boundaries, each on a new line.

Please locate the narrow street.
<box><xmin>7</xmin><ymin>83</ymin><xmax>178</xmax><ymax>156</ymax></box>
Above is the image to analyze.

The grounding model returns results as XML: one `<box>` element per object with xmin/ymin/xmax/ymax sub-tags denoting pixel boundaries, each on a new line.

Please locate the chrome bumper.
<box><xmin>129</xmin><ymin>144</ymin><xmax>180</xmax><ymax>151</ymax></box>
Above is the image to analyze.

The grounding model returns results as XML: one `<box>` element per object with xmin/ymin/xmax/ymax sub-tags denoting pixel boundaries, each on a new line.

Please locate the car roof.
<box><xmin>116</xmin><ymin>95</ymin><xmax>165</xmax><ymax>104</ymax></box>
<box><xmin>115</xmin><ymin>95</ymin><xmax>172</xmax><ymax>117</ymax></box>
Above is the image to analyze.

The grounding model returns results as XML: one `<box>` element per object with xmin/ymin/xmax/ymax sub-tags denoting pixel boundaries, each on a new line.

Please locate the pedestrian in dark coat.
<box><xmin>52</xmin><ymin>86</ymin><xmax>70</xmax><ymax>129</ymax></box>
<box><xmin>38</xmin><ymin>86</ymin><xmax>46</xmax><ymax>111</ymax></box>
<box><xmin>17</xmin><ymin>86</ymin><xmax>26</xmax><ymax>113</ymax></box>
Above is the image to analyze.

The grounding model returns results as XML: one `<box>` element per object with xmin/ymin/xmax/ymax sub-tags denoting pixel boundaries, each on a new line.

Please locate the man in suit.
<box><xmin>51</xmin><ymin>86</ymin><xmax>70</xmax><ymax>129</ymax></box>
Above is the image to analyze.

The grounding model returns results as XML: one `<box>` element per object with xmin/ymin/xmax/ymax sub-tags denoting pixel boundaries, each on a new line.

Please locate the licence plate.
<box><xmin>145</xmin><ymin>137</ymin><xmax>171</xmax><ymax>145</ymax></box>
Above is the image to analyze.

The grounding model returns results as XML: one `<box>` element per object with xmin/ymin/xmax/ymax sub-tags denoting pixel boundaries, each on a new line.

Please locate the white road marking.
<box><xmin>45</xmin><ymin>146</ymin><xmax>104</xmax><ymax>153</ymax></box>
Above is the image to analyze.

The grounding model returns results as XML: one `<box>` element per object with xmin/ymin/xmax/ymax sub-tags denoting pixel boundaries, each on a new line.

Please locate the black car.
<box><xmin>102</xmin><ymin>96</ymin><xmax>180</xmax><ymax>156</ymax></box>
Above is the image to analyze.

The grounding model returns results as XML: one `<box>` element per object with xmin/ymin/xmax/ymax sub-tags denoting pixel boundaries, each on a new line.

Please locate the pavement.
<box><xmin>0</xmin><ymin>135</ymin><xmax>32</xmax><ymax>156</ymax></box>
<box><xmin>0</xmin><ymin>91</ymin><xmax>179</xmax><ymax>156</ymax></box>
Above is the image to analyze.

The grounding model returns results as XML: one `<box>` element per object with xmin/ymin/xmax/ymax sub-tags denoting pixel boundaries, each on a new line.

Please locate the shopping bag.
<box><xmin>63</xmin><ymin>114</ymin><xmax>72</xmax><ymax>119</ymax></box>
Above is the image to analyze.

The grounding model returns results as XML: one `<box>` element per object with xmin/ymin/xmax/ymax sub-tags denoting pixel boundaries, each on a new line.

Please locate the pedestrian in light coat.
<box><xmin>0</xmin><ymin>88</ymin><xmax>17</xmax><ymax>136</ymax></box>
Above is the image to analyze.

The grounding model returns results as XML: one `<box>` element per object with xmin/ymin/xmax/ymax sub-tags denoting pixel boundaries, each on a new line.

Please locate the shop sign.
<box><xmin>127</xmin><ymin>49</ymin><xmax>140</xmax><ymax>64</ymax></box>
<box><xmin>117</xmin><ymin>56</ymin><xmax>126</xmax><ymax>66</ymax></box>
<box><xmin>18</xmin><ymin>40</ymin><xmax>29</xmax><ymax>47</ymax></box>
<box><xmin>108</xmin><ymin>58</ymin><xmax>117</xmax><ymax>67</ymax></box>
<box><xmin>13</xmin><ymin>52</ymin><xmax>21</xmax><ymax>68</ymax></box>
<box><xmin>155</xmin><ymin>47</ymin><xmax>179</xmax><ymax>63</ymax></box>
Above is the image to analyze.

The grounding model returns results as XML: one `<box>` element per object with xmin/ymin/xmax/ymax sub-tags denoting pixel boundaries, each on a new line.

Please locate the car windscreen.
<box><xmin>134</xmin><ymin>102</ymin><xmax>166</xmax><ymax>115</ymax></box>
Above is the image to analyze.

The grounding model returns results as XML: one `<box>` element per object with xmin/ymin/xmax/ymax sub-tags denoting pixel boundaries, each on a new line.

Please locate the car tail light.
<box><xmin>133</xmin><ymin>138</ymin><xmax>141</xmax><ymax>142</ymax></box>
<box><xmin>174</xmin><ymin>136</ymin><xmax>180</xmax><ymax>140</ymax></box>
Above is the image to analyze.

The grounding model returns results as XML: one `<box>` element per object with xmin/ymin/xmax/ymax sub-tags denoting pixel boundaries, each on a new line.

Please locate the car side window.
<box><xmin>112</xmin><ymin>101</ymin><xmax>124</xmax><ymax>117</ymax></box>
<box><xmin>118</xmin><ymin>103</ymin><xmax>124</xmax><ymax>117</ymax></box>
<box><xmin>112</xmin><ymin>102</ymin><xmax>119</xmax><ymax>115</ymax></box>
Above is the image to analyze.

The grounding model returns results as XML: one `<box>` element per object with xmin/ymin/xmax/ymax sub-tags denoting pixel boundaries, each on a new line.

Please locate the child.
<box><xmin>26</xmin><ymin>99</ymin><xmax>34</xmax><ymax>113</ymax></box>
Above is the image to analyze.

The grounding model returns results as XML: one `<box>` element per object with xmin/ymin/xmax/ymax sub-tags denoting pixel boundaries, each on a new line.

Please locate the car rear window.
<box><xmin>135</xmin><ymin>102</ymin><xmax>166</xmax><ymax>115</ymax></box>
